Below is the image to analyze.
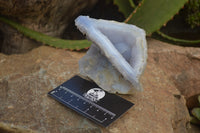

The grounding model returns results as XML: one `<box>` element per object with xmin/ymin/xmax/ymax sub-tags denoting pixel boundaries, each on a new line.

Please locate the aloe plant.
<box><xmin>0</xmin><ymin>16</ymin><xmax>91</xmax><ymax>50</ymax></box>
<box><xmin>113</xmin><ymin>0</ymin><xmax>135</xmax><ymax>18</ymax></box>
<box><xmin>157</xmin><ymin>31</ymin><xmax>200</xmax><ymax>45</ymax></box>
<box><xmin>116</xmin><ymin>0</ymin><xmax>200</xmax><ymax>45</ymax></box>
<box><xmin>125</xmin><ymin>0</ymin><xmax>188</xmax><ymax>35</ymax></box>
<box><xmin>0</xmin><ymin>0</ymin><xmax>199</xmax><ymax>50</ymax></box>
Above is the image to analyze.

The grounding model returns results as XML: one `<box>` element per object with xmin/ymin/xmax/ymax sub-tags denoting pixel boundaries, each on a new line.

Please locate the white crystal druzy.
<box><xmin>75</xmin><ymin>16</ymin><xmax>147</xmax><ymax>94</ymax></box>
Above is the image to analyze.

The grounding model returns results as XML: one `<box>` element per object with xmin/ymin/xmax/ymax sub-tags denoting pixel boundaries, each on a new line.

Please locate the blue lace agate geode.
<box><xmin>75</xmin><ymin>16</ymin><xmax>147</xmax><ymax>94</ymax></box>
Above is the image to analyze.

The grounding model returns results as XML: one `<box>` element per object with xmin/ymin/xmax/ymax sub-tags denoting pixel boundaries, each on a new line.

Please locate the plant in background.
<box><xmin>115</xmin><ymin>0</ymin><xmax>200</xmax><ymax>45</ymax></box>
<box><xmin>186</xmin><ymin>0</ymin><xmax>200</xmax><ymax>28</ymax></box>
<box><xmin>190</xmin><ymin>95</ymin><xmax>200</xmax><ymax>125</ymax></box>
<box><xmin>112</xmin><ymin>0</ymin><xmax>135</xmax><ymax>18</ymax></box>
<box><xmin>0</xmin><ymin>0</ymin><xmax>199</xmax><ymax>50</ymax></box>
<box><xmin>0</xmin><ymin>17</ymin><xmax>91</xmax><ymax>50</ymax></box>
<box><xmin>114</xmin><ymin>0</ymin><xmax>188</xmax><ymax>35</ymax></box>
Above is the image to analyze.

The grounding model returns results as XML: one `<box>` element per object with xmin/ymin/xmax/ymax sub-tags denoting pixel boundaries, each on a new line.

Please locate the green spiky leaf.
<box><xmin>0</xmin><ymin>16</ymin><xmax>91</xmax><ymax>50</ymax></box>
<box><xmin>156</xmin><ymin>31</ymin><xmax>200</xmax><ymax>45</ymax></box>
<box><xmin>113</xmin><ymin>0</ymin><xmax>135</xmax><ymax>18</ymax></box>
<box><xmin>126</xmin><ymin>0</ymin><xmax>188</xmax><ymax>35</ymax></box>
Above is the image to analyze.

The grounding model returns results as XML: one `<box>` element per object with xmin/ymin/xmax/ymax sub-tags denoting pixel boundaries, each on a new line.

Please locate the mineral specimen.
<box><xmin>75</xmin><ymin>16</ymin><xmax>147</xmax><ymax>94</ymax></box>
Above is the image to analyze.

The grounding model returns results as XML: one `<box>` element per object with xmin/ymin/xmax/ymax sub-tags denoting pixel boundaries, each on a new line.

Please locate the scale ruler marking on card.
<box><xmin>50</xmin><ymin>85</ymin><xmax>116</xmax><ymax>123</ymax></box>
<box><xmin>48</xmin><ymin>76</ymin><xmax>134</xmax><ymax>127</ymax></box>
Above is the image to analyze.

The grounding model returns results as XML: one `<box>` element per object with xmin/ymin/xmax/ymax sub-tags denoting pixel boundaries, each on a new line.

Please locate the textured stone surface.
<box><xmin>0</xmin><ymin>23</ymin><xmax>41</xmax><ymax>54</ymax></box>
<box><xmin>0</xmin><ymin>122</ymin><xmax>36</xmax><ymax>133</ymax></box>
<box><xmin>0</xmin><ymin>38</ymin><xmax>198</xmax><ymax>132</ymax></box>
<box><xmin>0</xmin><ymin>0</ymin><xmax>97</xmax><ymax>54</ymax></box>
<box><xmin>147</xmin><ymin>38</ymin><xmax>200</xmax><ymax>99</ymax></box>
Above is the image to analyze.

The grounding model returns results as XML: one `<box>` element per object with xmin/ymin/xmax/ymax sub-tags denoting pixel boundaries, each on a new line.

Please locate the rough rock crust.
<box><xmin>0</xmin><ymin>38</ymin><xmax>195</xmax><ymax>132</ymax></box>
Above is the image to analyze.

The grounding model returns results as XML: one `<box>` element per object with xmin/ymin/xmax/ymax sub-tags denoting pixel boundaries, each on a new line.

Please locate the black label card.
<box><xmin>48</xmin><ymin>75</ymin><xmax>134</xmax><ymax>127</ymax></box>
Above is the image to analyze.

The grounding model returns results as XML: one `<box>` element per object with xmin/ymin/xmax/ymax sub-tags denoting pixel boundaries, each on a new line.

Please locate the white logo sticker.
<box><xmin>83</xmin><ymin>88</ymin><xmax>105</xmax><ymax>102</ymax></box>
